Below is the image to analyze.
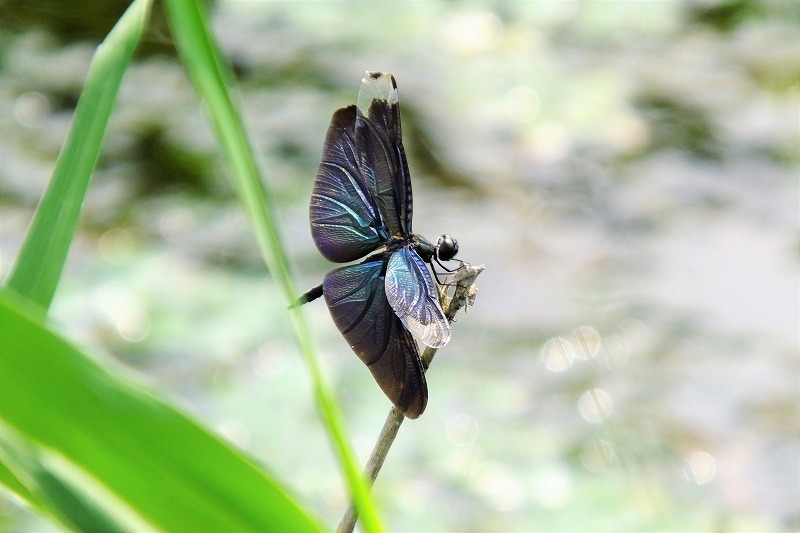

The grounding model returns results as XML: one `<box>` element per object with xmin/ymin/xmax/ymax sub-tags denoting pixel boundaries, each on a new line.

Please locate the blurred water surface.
<box><xmin>1</xmin><ymin>1</ymin><xmax>798</xmax><ymax>531</ymax></box>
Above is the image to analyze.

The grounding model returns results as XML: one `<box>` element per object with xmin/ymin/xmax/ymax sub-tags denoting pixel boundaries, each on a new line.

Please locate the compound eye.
<box><xmin>436</xmin><ymin>234</ymin><xmax>459</xmax><ymax>261</ymax></box>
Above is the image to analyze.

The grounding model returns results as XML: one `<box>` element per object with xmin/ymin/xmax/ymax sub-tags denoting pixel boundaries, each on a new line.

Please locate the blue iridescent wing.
<box><xmin>384</xmin><ymin>247</ymin><xmax>451</xmax><ymax>348</ymax></box>
<box><xmin>355</xmin><ymin>71</ymin><xmax>413</xmax><ymax>237</ymax></box>
<box><xmin>323</xmin><ymin>259</ymin><xmax>427</xmax><ymax>418</ymax></box>
<box><xmin>310</xmin><ymin>106</ymin><xmax>387</xmax><ymax>263</ymax></box>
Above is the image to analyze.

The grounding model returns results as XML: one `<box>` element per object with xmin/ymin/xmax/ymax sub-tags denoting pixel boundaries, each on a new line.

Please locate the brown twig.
<box><xmin>337</xmin><ymin>262</ymin><xmax>485</xmax><ymax>533</ymax></box>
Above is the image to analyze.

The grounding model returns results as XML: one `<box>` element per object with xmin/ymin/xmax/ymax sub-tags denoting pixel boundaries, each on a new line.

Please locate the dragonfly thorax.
<box><xmin>395</xmin><ymin>233</ymin><xmax>459</xmax><ymax>265</ymax></box>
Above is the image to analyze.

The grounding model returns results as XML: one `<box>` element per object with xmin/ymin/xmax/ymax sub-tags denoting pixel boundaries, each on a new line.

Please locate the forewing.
<box><xmin>385</xmin><ymin>247</ymin><xmax>451</xmax><ymax>349</ymax></box>
<box><xmin>323</xmin><ymin>260</ymin><xmax>427</xmax><ymax>418</ymax></box>
<box><xmin>355</xmin><ymin>71</ymin><xmax>413</xmax><ymax>237</ymax></box>
<box><xmin>310</xmin><ymin>106</ymin><xmax>387</xmax><ymax>263</ymax></box>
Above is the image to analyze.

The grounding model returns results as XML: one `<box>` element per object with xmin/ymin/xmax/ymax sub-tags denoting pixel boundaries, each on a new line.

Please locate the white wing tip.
<box><xmin>418</xmin><ymin>322</ymin><xmax>451</xmax><ymax>349</ymax></box>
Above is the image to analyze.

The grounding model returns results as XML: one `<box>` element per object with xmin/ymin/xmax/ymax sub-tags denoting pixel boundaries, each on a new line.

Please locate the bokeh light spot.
<box><xmin>594</xmin><ymin>332</ymin><xmax>630</xmax><ymax>369</ymax></box>
<box><xmin>608</xmin><ymin>113</ymin><xmax>651</xmax><ymax>154</ymax></box>
<box><xmin>580</xmin><ymin>438</ymin><xmax>617</xmax><ymax>472</ymax></box>
<box><xmin>568</xmin><ymin>325</ymin><xmax>601</xmax><ymax>360</ymax></box>
<box><xmin>475</xmin><ymin>464</ymin><xmax>525</xmax><ymax>512</ymax></box>
<box><xmin>116</xmin><ymin>307</ymin><xmax>150</xmax><ymax>342</ymax></box>
<box><xmin>98</xmin><ymin>228</ymin><xmax>136</xmax><ymax>259</ymax></box>
<box><xmin>442</xmin><ymin>11</ymin><xmax>503</xmax><ymax>54</ymax></box>
<box><xmin>505</xmin><ymin>86</ymin><xmax>541</xmax><ymax>123</ymax></box>
<box><xmin>532</xmin><ymin>467</ymin><xmax>573</xmax><ymax>509</ymax></box>
<box><xmin>541</xmin><ymin>336</ymin><xmax>575</xmax><ymax>372</ymax></box>
<box><xmin>446</xmin><ymin>413</ymin><xmax>480</xmax><ymax>446</ymax></box>
<box><xmin>14</xmin><ymin>91</ymin><xmax>49</xmax><ymax>127</ymax></box>
<box><xmin>684</xmin><ymin>450</ymin><xmax>716</xmax><ymax>485</ymax></box>
<box><xmin>578</xmin><ymin>388</ymin><xmax>614</xmax><ymax>423</ymax></box>
<box><xmin>158</xmin><ymin>207</ymin><xmax>195</xmax><ymax>243</ymax></box>
<box><xmin>451</xmin><ymin>444</ymin><xmax>484</xmax><ymax>475</ymax></box>
<box><xmin>528</xmin><ymin>122</ymin><xmax>571</xmax><ymax>163</ymax></box>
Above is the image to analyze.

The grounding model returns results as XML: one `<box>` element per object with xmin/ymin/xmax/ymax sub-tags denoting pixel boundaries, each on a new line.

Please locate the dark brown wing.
<box><xmin>355</xmin><ymin>71</ymin><xmax>413</xmax><ymax>236</ymax></box>
<box><xmin>310</xmin><ymin>106</ymin><xmax>388</xmax><ymax>263</ymax></box>
<box><xmin>322</xmin><ymin>258</ymin><xmax>427</xmax><ymax>418</ymax></box>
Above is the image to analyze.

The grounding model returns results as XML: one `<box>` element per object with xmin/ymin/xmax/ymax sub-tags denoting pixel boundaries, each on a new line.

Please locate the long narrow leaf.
<box><xmin>0</xmin><ymin>434</ymin><xmax>125</xmax><ymax>531</ymax></box>
<box><xmin>0</xmin><ymin>0</ymin><xmax>322</xmax><ymax>527</ymax></box>
<box><xmin>0</xmin><ymin>458</ymin><xmax>37</xmax><ymax>508</ymax></box>
<box><xmin>0</xmin><ymin>288</ymin><xmax>324</xmax><ymax>532</ymax></box>
<box><xmin>0</xmin><ymin>0</ymin><xmax>153</xmax><ymax>521</ymax></box>
<box><xmin>161</xmin><ymin>2</ymin><xmax>384</xmax><ymax>531</ymax></box>
<box><xmin>4</xmin><ymin>0</ymin><xmax>151</xmax><ymax>311</ymax></box>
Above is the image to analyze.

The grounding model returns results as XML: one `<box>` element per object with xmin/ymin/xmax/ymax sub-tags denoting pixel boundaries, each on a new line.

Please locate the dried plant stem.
<box><xmin>337</xmin><ymin>263</ymin><xmax>485</xmax><ymax>533</ymax></box>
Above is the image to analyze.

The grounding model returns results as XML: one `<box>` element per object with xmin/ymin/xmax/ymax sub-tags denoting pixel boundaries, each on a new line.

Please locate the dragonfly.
<box><xmin>291</xmin><ymin>71</ymin><xmax>459</xmax><ymax>419</ymax></box>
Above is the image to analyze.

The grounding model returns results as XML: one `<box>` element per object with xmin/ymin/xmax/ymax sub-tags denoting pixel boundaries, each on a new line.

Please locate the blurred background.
<box><xmin>1</xmin><ymin>1</ymin><xmax>798</xmax><ymax>531</ymax></box>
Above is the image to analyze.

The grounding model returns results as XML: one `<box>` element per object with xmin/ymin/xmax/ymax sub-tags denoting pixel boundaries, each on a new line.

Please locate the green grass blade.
<box><xmin>0</xmin><ymin>288</ymin><xmax>324</xmax><ymax>532</ymax></box>
<box><xmin>0</xmin><ymin>0</ymin><xmax>153</xmax><ymax>518</ymax></box>
<box><xmin>0</xmin><ymin>458</ymin><xmax>37</xmax><ymax>508</ymax></box>
<box><xmin>4</xmin><ymin>0</ymin><xmax>152</xmax><ymax>311</ymax></box>
<box><xmin>162</xmin><ymin>2</ymin><xmax>384</xmax><ymax>531</ymax></box>
<box><xmin>0</xmin><ymin>434</ymin><xmax>125</xmax><ymax>531</ymax></box>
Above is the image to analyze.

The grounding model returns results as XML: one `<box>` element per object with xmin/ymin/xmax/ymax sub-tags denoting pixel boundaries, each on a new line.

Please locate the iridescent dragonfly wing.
<box><xmin>323</xmin><ymin>259</ymin><xmax>428</xmax><ymax>418</ymax></box>
<box><xmin>355</xmin><ymin>71</ymin><xmax>413</xmax><ymax>237</ymax></box>
<box><xmin>385</xmin><ymin>247</ymin><xmax>451</xmax><ymax>349</ymax></box>
<box><xmin>310</xmin><ymin>106</ymin><xmax>387</xmax><ymax>263</ymax></box>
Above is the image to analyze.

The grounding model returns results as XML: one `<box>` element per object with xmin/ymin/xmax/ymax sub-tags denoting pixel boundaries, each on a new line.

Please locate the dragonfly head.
<box><xmin>435</xmin><ymin>234</ymin><xmax>459</xmax><ymax>261</ymax></box>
